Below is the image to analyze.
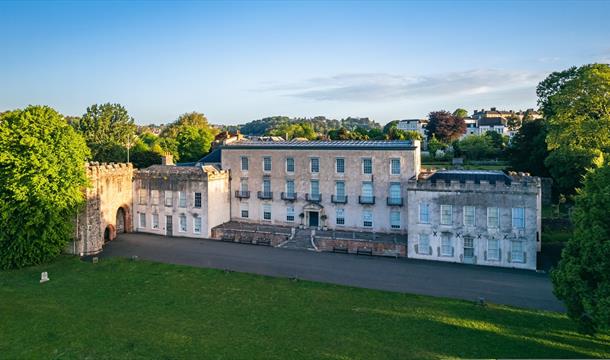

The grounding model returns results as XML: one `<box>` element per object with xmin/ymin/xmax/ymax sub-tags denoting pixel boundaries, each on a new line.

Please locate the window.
<box><xmin>286</xmin><ymin>207</ymin><xmax>295</xmax><ymax>222</ymax></box>
<box><xmin>419</xmin><ymin>203</ymin><xmax>430</xmax><ymax>224</ymax></box>
<box><xmin>390</xmin><ymin>158</ymin><xmax>401</xmax><ymax>175</ymax></box>
<box><xmin>152</xmin><ymin>213</ymin><xmax>159</xmax><ymax>229</ymax></box>
<box><xmin>240</xmin><ymin>205</ymin><xmax>249</xmax><ymax>218</ymax></box>
<box><xmin>362</xmin><ymin>210</ymin><xmax>373</xmax><ymax>228</ymax></box>
<box><xmin>336</xmin><ymin>158</ymin><xmax>345</xmax><ymax>173</ymax></box>
<box><xmin>262</xmin><ymin>178</ymin><xmax>271</xmax><ymax>194</ymax></box>
<box><xmin>286</xmin><ymin>157</ymin><xmax>294</xmax><ymax>173</ymax></box>
<box><xmin>390</xmin><ymin>211</ymin><xmax>400</xmax><ymax>229</ymax></box>
<box><xmin>179</xmin><ymin>214</ymin><xmax>187</xmax><ymax>232</ymax></box>
<box><xmin>164</xmin><ymin>191</ymin><xmax>173</xmax><ymax>207</ymax></box>
<box><xmin>179</xmin><ymin>191</ymin><xmax>186</xmax><ymax>208</ymax></box>
<box><xmin>311</xmin><ymin>180</ymin><xmax>320</xmax><ymax>195</ymax></box>
<box><xmin>487</xmin><ymin>238</ymin><xmax>499</xmax><ymax>261</ymax></box>
<box><xmin>139</xmin><ymin>213</ymin><xmax>146</xmax><ymax>228</ymax></box>
<box><xmin>286</xmin><ymin>180</ymin><xmax>295</xmax><ymax>195</ymax></box>
<box><xmin>441</xmin><ymin>233</ymin><xmax>452</xmax><ymax>256</ymax></box>
<box><xmin>419</xmin><ymin>234</ymin><xmax>430</xmax><ymax>254</ymax></box>
<box><xmin>194</xmin><ymin>192</ymin><xmax>202</xmax><ymax>208</ymax></box>
<box><xmin>335</xmin><ymin>181</ymin><xmax>345</xmax><ymax>197</ymax></box>
<box><xmin>362</xmin><ymin>158</ymin><xmax>372</xmax><ymax>174</ymax></box>
<box><xmin>487</xmin><ymin>207</ymin><xmax>499</xmax><ymax>228</ymax></box>
<box><xmin>193</xmin><ymin>215</ymin><xmax>202</xmax><ymax>234</ymax></box>
<box><xmin>241</xmin><ymin>156</ymin><xmax>249</xmax><ymax>171</ymax></box>
<box><xmin>151</xmin><ymin>190</ymin><xmax>159</xmax><ymax>205</ymax></box>
<box><xmin>361</xmin><ymin>182</ymin><xmax>373</xmax><ymax>197</ymax></box>
<box><xmin>463</xmin><ymin>206</ymin><xmax>475</xmax><ymax>227</ymax></box>
<box><xmin>336</xmin><ymin>208</ymin><xmax>345</xmax><ymax>225</ymax></box>
<box><xmin>263</xmin><ymin>156</ymin><xmax>272</xmax><ymax>172</ymax></box>
<box><xmin>310</xmin><ymin>158</ymin><xmax>319</xmax><ymax>173</ymax></box>
<box><xmin>138</xmin><ymin>189</ymin><xmax>147</xmax><ymax>205</ymax></box>
<box><xmin>263</xmin><ymin>204</ymin><xmax>271</xmax><ymax>220</ymax></box>
<box><xmin>512</xmin><ymin>207</ymin><xmax>525</xmax><ymax>229</ymax></box>
<box><xmin>389</xmin><ymin>183</ymin><xmax>401</xmax><ymax>200</ymax></box>
<box><xmin>440</xmin><ymin>205</ymin><xmax>452</xmax><ymax>225</ymax></box>
<box><xmin>511</xmin><ymin>240</ymin><xmax>524</xmax><ymax>262</ymax></box>
<box><xmin>240</xmin><ymin>178</ymin><xmax>248</xmax><ymax>192</ymax></box>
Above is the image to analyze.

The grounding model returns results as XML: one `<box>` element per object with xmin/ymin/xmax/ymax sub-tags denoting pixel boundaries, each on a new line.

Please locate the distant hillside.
<box><xmin>237</xmin><ymin>116</ymin><xmax>381</xmax><ymax>136</ymax></box>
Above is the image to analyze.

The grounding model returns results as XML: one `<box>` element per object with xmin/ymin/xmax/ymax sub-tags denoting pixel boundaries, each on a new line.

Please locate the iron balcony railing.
<box><xmin>306</xmin><ymin>193</ymin><xmax>322</xmax><ymax>202</ymax></box>
<box><xmin>331</xmin><ymin>195</ymin><xmax>348</xmax><ymax>204</ymax></box>
<box><xmin>281</xmin><ymin>192</ymin><xmax>297</xmax><ymax>201</ymax></box>
<box><xmin>235</xmin><ymin>190</ymin><xmax>250</xmax><ymax>199</ymax></box>
<box><xmin>386</xmin><ymin>197</ymin><xmax>404</xmax><ymax>206</ymax></box>
<box><xmin>257</xmin><ymin>191</ymin><xmax>273</xmax><ymax>200</ymax></box>
<box><xmin>358</xmin><ymin>195</ymin><xmax>376</xmax><ymax>205</ymax></box>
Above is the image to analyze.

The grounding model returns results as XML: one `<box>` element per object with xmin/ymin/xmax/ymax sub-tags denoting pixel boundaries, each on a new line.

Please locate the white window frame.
<box><xmin>310</xmin><ymin>180</ymin><xmax>320</xmax><ymax>196</ymax></box>
<box><xmin>511</xmin><ymin>240</ymin><xmax>525</xmax><ymax>263</ymax></box>
<box><xmin>164</xmin><ymin>191</ymin><xmax>173</xmax><ymax>207</ymax></box>
<box><xmin>152</xmin><ymin>213</ymin><xmax>159</xmax><ymax>230</ymax></box>
<box><xmin>310</xmin><ymin>157</ymin><xmax>320</xmax><ymax>173</ymax></box>
<box><xmin>139</xmin><ymin>189</ymin><xmax>147</xmax><ymax>205</ymax></box>
<box><xmin>390</xmin><ymin>158</ymin><xmax>401</xmax><ymax>175</ymax></box>
<box><xmin>179</xmin><ymin>214</ymin><xmax>187</xmax><ymax>233</ymax></box>
<box><xmin>362</xmin><ymin>158</ymin><xmax>373</xmax><ymax>174</ymax></box>
<box><xmin>286</xmin><ymin>207</ymin><xmax>295</xmax><ymax>222</ymax></box>
<box><xmin>179</xmin><ymin>191</ymin><xmax>187</xmax><ymax>208</ymax></box>
<box><xmin>194</xmin><ymin>192</ymin><xmax>202</xmax><ymax>208</ymax></box>
<box><xmin>335</xmin><ymin>181</ymin><xmax>345</xmax><ymax>198</ymax></box>
<box><xmin>441</xmin><ymin>233</ymin><xmax>452</xmax><ymax>256</ymax></box>
<box><xmin>487</xmin><ymin>207</ymin><xmax>500</xmax><ymax>229</ymax></box>
<box><xmin>418</xmin><ymin>234</ymin><xmax>430</xmax><ymax>255</ymax></box>
<box><xmin>263</xmin><ymin>156</ymin><xmax>272</xmax><ymax>172</ymax></box>
<box><xmin>286</xmin><ymin>180</ymin><xmax>295</xmax><ymax>195</ymax></box>
<box><xmin>193</xmin><ymin>215</ymin><xmax>202</xmax><ymax>234</ymax></box>
<box><xmin>362</xmin><ymin>210</ymin><xmax>373</xmax><ymax>228</ymax></box>
<box><xmin>440</xmin><ymin>205</ymin><xmax>452</xmax><ymax>225</ymax></box>
<box><xmin>139</xmin><ymin>213</ymin><xmax>146</xmax><ymax>228</ymax></box>
<box><xmin>463</xmin><ymin>206</ymin><xmax>475</xmax><ymax>227</ymax></box>
<box><xmin>151</xmin><ymin>190</ymin><xmax>159</xmax><ymax>205</ymax></box>
<box><xmin>262</xmin><ymin>204</ymin><xmax>272</xmax><ymax>221</ymax></box>
<box><xmin>336</xmin><ymin>208</ymin><xmax>345</xmax><ymax>225</ymax></box>
<box><xmin>390</xmin><ymin>210</ymin><xmax>400</xmax><ymax>229</ymax></box>
<box><xmin>240</xmin><ymin>205</ymin><xmax>249</xmax><ymax>218</ymax></box>
<box><xmin>512</xmin><ymin>207</ymin><xmax>525</xmax><ymax>229</ymax></box>
<box><xmin>241</xmin><ymin>156</ymin><xmax>249</xmax><ymax>171</ymax></box>
<box><xmin>336</xmin><ymin>158</ymin><xmax>345</xmax><ymax>173</ymax></box>
<box><xmin>419</xmin><ymin>203</ymin><xmax>430</xmax><ymax>224</ymax></box>
<box><xmin>487</xmin><ymin>238</ymin><xmax>500</xmax><ymax>261</ymax></box>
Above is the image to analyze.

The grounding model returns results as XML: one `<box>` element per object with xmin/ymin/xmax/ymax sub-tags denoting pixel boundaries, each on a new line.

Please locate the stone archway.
<box><xmin>104</xmin><ymin>224</ymin><xmax>116</xmax><ymax>243</ymax></box>
<box><xmin>116</xmin><ymin>207</ymin><xmax>126</xmax><ymax>234</ymax></box>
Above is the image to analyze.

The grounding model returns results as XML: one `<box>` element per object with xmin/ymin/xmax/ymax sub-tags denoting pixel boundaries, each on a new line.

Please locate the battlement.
<box><xmin>408</xmin><ymin>174</ymin><xmax>541</xmax><ymax>194</ymax></box>
<box><xmin>86</xmin><ymin>162</ymin><xmax>134</xmax><ymax>176</ymax></box>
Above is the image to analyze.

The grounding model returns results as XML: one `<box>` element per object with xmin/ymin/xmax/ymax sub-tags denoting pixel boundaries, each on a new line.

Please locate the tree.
<box><xmin>427</xmin><ymin>135</ymin><xmax>445</xmax><ymax>157</ymax></box>
<box><xmin>457</xmin><ymin>135</ymin><xmax>494</xmax><ymax>160</ymax></box>
<box><xmin>453</xmin><ymin>108</ymin><xmax>468</xmax><ymax>119</ymax></box>
<box><xmin>0</xmin><ymin>106</ymin><xmax>89</xmax><ymax>269</ymax></box>
<box><xmin>507</xmin><ymin>114</ymin><xmax>522</xmax><ymax>130</ymax></box>
<box><xmin>159</xmin><ymin>112</ymin><xmax>219</xmax><ymax>162</ymax></box>
<box><xmin>507</xmin><ymin>119</ymin><xmax>550</xmax><ymax>177</ymax></box>
<box><xmin>551</xmin><ymin>163</ymin><xmax>610</xmax><ymax>334</ymax></box>
<box><xmin>426</xmin><ymin>111</ymin><xmax>466</xmax><ymax>142</ymax></box>
<box><xmin>268</xmin><ymin>123</ymin><xmax>317</xmax><ymax>140</ymax></box>
<box><xmin>538</xmin><ymin>64</ymin><xmax>610</xmax><ymax>195</ymax></box>
<box><xmin>75</xmin><ymin>103</ymin><xmax>136</xmax><ymax>163</ymax></box>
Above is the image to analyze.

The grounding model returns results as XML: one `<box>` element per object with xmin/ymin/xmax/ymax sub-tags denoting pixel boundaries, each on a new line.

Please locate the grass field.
<box><xmin>1</xmin><ymin>256</ymin><xmax>609</xmax><ymax>359</ymax></box>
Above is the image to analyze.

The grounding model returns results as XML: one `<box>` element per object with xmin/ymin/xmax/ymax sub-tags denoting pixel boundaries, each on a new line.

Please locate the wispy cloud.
<box><xmin>263</xmin><ymin>69</ymin><xmax>543</xmax><ymax>102</ymax></box>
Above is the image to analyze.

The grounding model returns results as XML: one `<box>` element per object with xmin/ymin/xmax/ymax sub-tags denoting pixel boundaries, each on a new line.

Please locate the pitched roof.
<box><xmin>222</xmin><ymin>140</ymin><xmax>417</xmax><ymax>150</ymax></box>
<box><xmin>478</xmin><ymin>118</ymin><xmax>507</xmax><ymax>127</ymax></box>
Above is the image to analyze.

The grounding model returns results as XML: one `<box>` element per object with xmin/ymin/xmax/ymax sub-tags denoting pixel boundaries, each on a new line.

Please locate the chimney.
<box><xmin>162</xmin><ymin>153</ymin><xmax>174</xmax><ymax>166</ymax></box>
<box><xmin>491</xmin><ymin>107</ymin><xmax>497</xmax><ymax>111</ymax></box>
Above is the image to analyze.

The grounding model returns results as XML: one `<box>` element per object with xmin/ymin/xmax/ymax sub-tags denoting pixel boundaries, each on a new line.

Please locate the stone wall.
<box><xmin>210</xmin><ymin>227</ymin><xmax>289</xmax><ymax>246</ymax></box>
<box><xmin>316</xmin><ymin>237</ymin><xmax>406</xmax><ymax>257</ymax></box>
<box><xmin>69</xmin><ymin>162</ymin><xmax>134</xmax><ymax>255</ymax></box>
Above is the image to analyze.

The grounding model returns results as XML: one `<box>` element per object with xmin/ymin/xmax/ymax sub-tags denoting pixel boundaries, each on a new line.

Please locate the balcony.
<box><xmin>281</xmin><ymin>192</ymin><xmax>297</xmax><ymax>201</ymax></box>
<box><xmin>331</xmin><ymin>195</ymin><xmax>348</xmax><ymax>204</ymax></box>
<box><xmin>358</xmin><ymin>195</ymin><xmax>376</xmax><ymax>205</ymax></box>
<box><xmin>386</xmin><ymin>197</ymin><xmax>404</xmax><ymax>206</ymax></box>
<box><xmin>257</xmin><ymin>191</ymin><xmax>273</xmax><ymax>200</ymax></box>
<box><xmin>306</xmin><ymin>193</ymin><xmax>322</xmax><ymax>203</ymax></box>
<box><xmin>235</xmin><ymin>190</ymin><xmax>250</xmax><ymax>199</ymax></box>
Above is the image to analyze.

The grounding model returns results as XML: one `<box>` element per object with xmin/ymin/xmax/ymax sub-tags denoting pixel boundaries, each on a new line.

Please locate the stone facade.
<box><xmin>221</xmin><ymin>140</ymin><xmax>420</xmax><ymax>234</ymax></box>
<box><xmin>70</xmin><ymin>162</ymin><xmax>134</xmax><ymax>256</ymax></box>
<box><xmin>406</xmin><ymin>170</ymin><xmax>541</xmax><ymax>270</ymax></box>
<box><xmin>132</xmin><ymin>164</ymin><xmax>230</xmax><ymax>238</ymax></box>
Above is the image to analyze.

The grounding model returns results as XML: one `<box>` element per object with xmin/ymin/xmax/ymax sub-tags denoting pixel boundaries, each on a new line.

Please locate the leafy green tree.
<box><xmin>457</xmin><ymin>135</ymin><xmax>495</xmax><ymax>160</ymax></box>
<box><xmin>538</xmin><ymin>64</ymin><xmax>610</xmax><ymax>195</ymax></box>
<box><xmin>159</xmin><ymin>112</ymin><xmax>218</xmax><ymax>162</ymax></box>
<box><xmin>427</xmin><ymin>111</ymin><xmax>466</xmax><ymax>142</ymax></box>
<box><xmin>76</xmin><ymin>103</ymin><xmax>136</xmax><ymax>163</ymax></box>
<box><xmin>427</xmin><ymin>135</ymin><xmax>446</xmax><ymax>157</ymax></box>
<box><xmin>452</xmin><ymin>108</ymin><xmax>468</xmax><ymax>119</ymax></box>
<box><xmin>551</xmin><ymin>163</ymin><xmax>610</xmax><ymax>334</ymax></box>
<box><xmin>0</xmin><ymin>106</ymin><xmax>89</xmax><ymax>269</ymax></box>
<box><xmin>268</xmin><ymin>123</ymin><xmax>317</xmax><ymax>140</ymax></box>
<box><xmin>383</xmin><ymin>120</ymin><xmax>400</xmax><ymax>134</ymax></box>
<box><xmin>507</xmin><ymin>119</ymin><xmax>550</xmax><ymax>177</ymax></box>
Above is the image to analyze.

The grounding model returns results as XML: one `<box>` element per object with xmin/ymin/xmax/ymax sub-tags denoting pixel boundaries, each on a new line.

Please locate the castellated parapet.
<box><xmin>69</xmin><ymin>162</ymin><xmax>134</xmax><ymax>255</ymax></box>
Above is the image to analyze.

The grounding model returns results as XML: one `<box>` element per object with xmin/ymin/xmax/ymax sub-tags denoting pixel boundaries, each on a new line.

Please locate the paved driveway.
<box><xmin>102</xmin><ymin>233</ymin><xmax>564</xmax><ymax>312</ymax></box>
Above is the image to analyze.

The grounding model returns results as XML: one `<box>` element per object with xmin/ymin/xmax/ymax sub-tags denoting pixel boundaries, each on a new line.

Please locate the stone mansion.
<box><xmin>71</xmin><ymin>139</ymin><xmax>542</xmax><ymax>271</ymax></box>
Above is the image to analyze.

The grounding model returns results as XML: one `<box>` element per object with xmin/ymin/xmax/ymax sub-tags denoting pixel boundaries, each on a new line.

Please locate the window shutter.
<box><xmin>507</xmin><ymin>251</ymin><xmax>511</xmax><ymax>262</ymax></box>
<box><xmin>459</xmin><ymin>254</ymin><xmax>463</xmax><ymax>262</ymax></box>
<box><xmin>499</xmin><ymin>248</ymin><xmax>502</xmax><ymax>261</ymax></box>
<box><xmin>484</xmin><ymin>250</ymin><xmax>487</xmax><ymax>261</ymax></box>
<box><xmin>474</xmin><ymin>255</ymin><xmax>477</xmax><ymax>264</ymax></box>
<box><xmin>523</xmin><ymin>251</ymin><xmax>527</xmax><ymax>263</ymax></box>
<box><xmin>414</xmin><ymin>244</ymin><xmax>418</xmax><ymax>254</ymax></box>
<box><xmin>437</xmin><ymin>246</ymin><xmax>440</xmax><ymax>257</ymax></box>
<box><xmin>428</xmin><ymin>246</ymin><xmax>432</xmax><ymax>255</ymax></box>
<box><xmin>451</xmin><ymin>247</ymin><xmax>455</xmax><ymax>257</ymax></box>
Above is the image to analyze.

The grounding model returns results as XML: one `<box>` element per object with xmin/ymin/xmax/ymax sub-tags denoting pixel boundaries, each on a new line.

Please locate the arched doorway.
<box><xmin>104</xmin><ymin>224</ymin><xmax>116</xmax><ymax>243</ymax></box>
<box><xmin>116</xmin><ymin>207</ymin><xmax>126</xmax><ymax>234</ymax></box>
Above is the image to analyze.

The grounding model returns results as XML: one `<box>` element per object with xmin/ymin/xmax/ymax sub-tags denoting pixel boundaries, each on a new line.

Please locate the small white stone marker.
<box><xmin>40</xmin><ymin>272</ymin><xmax>49</xmax><ymax>283</ymax></box>
<box><xmin>92</xmin><ymin>257</ymin><xmax>99</xmax><ymax>263</ymax></box>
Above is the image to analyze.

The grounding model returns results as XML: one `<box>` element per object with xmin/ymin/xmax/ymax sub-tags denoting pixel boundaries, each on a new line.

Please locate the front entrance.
<box><xmin>463</xmin><ymin>237</ymin><xmax>475</xmax><ymax>264</ymax></box>
<box><xmin>116</xmin><ymin>208</ymin><xmax>126</xmax><ymax>234</ymax></box>
<box><xmin>308</xmin><ymin>211</ymin><xmax>319</xmax><ymax>228</ymax></box>
<box><xmin>103</xmin><ymin>225</ymin><xmax>114</xmax><ymax>243</ymax></box>
<box><xmin>166</xmin><ymin>215</ymin><xmax>173</xmax><ymax>236</ymax></box>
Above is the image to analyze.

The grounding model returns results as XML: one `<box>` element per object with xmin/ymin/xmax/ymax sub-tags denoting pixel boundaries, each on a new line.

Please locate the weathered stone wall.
<box><xmin>316</xmin><ymin>238</ymin><xmax>406</xmax><ymax>257</ymax></box>
<box><xmin>69</xmin><ymin>162</ymin><xmax>134</xmax><ymax>255</ymax></box>
<box><xmin>210</xmin><ymin>227</ymin><xmax>289</xmax><ymax>246</ymax></box>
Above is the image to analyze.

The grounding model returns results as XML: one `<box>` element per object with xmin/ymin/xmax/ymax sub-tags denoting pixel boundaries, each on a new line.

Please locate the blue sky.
<box><xmin>1</xmin><ymin>1</ymin><xmax>609</xmax><ymax>125</ymax></box>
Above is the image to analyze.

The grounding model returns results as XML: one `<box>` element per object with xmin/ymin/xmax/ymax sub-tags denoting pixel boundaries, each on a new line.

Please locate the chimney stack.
<box><xmin>162</xmin><ymin>153</ymin><xmax>174</xmax><ymax>166</ymax></box>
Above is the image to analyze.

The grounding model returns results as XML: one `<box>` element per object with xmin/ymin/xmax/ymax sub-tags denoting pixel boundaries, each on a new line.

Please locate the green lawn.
<box><xmin>1</xmin><ymin>257</ymin><xmax>609</xmax><ymax>359</ymax></box>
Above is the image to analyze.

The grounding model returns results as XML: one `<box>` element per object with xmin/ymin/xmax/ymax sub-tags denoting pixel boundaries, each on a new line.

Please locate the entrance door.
<box><xmin>463</xmin><ymin>237</ymin><xmax>474</xmax><ymax>263</ymax></box>
<box><xmin>308</xmin><ymin>211</ymin><xmax>319</xmax><ymax>228</ymax></box>
<box><xmin>166</xmin><ymin>215</ymin><xmax>173</xmax><ymax>236</ymax></box>
<box><xmin>116</xmin><ymin>208</ymin><xmax>126</xmax><ymax>234</ymax></box>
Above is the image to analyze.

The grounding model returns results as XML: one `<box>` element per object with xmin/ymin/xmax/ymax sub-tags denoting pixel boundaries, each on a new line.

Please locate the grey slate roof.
<box><xmin>427</xmin><ymin>170</ymin><xmax>512</xmax><ymax>185</ymax></box>
<box><xmin>222</xmin><ymin>140</ymin><xmax>416</xmax><ymax>150</ymax></box>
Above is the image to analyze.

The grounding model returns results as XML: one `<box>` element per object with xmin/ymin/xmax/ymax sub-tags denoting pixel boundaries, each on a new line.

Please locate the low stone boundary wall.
<box><xmin>316</xmin><ymin>237</ymin><xmax>406</xmax><ymax>258</ymax></box>
<box><xmin>211</xmin><ymin>227</ymin><xmax>289</xmax><ymax>247</ymax></box>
